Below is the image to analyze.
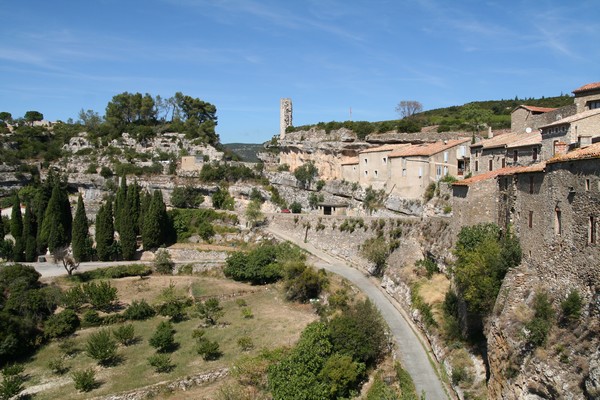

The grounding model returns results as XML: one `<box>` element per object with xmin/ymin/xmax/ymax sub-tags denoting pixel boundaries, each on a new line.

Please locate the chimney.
<box><xmin>554</xmin><ymin>141</ymin><xmax>568</xmax><ymax>155</ymax></box>
<box><xmin>488</xmin><ymin>126</ymin><xmax>493</xmax><ymax>139</ymax></box>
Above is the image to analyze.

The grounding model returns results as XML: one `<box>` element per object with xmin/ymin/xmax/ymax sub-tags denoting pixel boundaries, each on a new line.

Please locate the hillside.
<box><xmin>222</xmin><ymin>143</ymin><xmax>264</xmax><ymax>162</ymax></box>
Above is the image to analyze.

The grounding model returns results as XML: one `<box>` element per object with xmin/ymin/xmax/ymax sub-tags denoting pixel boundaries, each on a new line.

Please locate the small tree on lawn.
<box><xmin>149</xmin><ymin>321</ymin><xmax>176</xmax><ymax>353</ymax></box>
<box><xmin>86</xmin><ymin>329</ymin><xmax>118</xmax><ymax>366</ymax></box>
<box><xmin>196</xmin><ymin>298</ymin><xmax>224</xmax><ymax>325</ymax></box>
<box><xmin>154</xmin><ymin>248</ymin><xmax>174</xmax><ymax>274</ymax></box>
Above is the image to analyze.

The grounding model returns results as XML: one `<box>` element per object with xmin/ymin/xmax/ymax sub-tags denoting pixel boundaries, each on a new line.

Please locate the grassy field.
<box><xmin>24</xmin><ymin>274</ymin><xmax>317</xmax><ymax>399</ymax></box>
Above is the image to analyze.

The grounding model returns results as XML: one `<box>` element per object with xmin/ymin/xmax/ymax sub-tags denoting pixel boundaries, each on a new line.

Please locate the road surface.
<box><xmin>266</xmin><ymin>225</ymin><xmax>449</xmax><ymax>400</ymax></box>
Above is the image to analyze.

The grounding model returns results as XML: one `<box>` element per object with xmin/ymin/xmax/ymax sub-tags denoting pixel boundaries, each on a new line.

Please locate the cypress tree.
<box><xmin>120</xmin><ymin>207</ymin><xmax>137</xmax><ymax>260</ymax></box>
<box><xmin>139</xmin><ymin>190</ymin><xmax>151</xmax><ymax>239</ymax></box>
<box><xmin>127</xmin><ymin>180</ymin><xmax>141</xmax><ymax>235</ymax></box>
<box><xmin>0</xmin><ymin>209</ymin><xmax>4</xmax><ymax>238</ymax></box>
<box><xmin>11</xmin><ymin>193</ymin><xmax>24</xmax><ymax>261</ymax></box>
<box><xmin>72</xmin><ymin>193</ymin><xmax>93</xmax><ymax>262</ymax></box>
<box><xmin>95</xmin><ymin>201</ymin><xmax>115</xmax><ymax>261</ymax></box>
<box><xmin>142</xmin><ymin>191</ymin><xmax>162</xmax><ymax>250</ymax></box>
<box><xmin>114</xmin><ymin>175</ymin><xmax>128</xmax><ymax>233</ymax></box>
<box><xmin>40</xmin><ymin>184</ymin><xmax>70</xmax><ymax>252</ymax></box>
<box><xmin>23</xmin><ymin>202</ymin><xmax>38</xmax><ymax>262</ymax></box>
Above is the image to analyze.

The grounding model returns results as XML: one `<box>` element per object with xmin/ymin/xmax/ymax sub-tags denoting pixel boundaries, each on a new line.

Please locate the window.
<box><xmin>533</xmin><ymin>148</ymin><xmax>538</xmax><ymax>161</ymax></box>
<box><xmin>443</xmin><ymin>151</ymin><xmax>448</xmax><ymax>162</ymax></box>
<box><xmin>528</xmin><ymin>211</ymin><xmax>533</xmax><ymax>228</ymax></box>
<box><xmin>402</xmin><ymin>168</ymin><xmax>407</xmax><ymax>177</ymax></box>
<box><xmin>436</xmin><ymin>165</ymin><xmax>442</xmax><ymax>179</ymax></box>
<box><xmin>501</xmin><ymin>158</ymin><xmax>506</xmax><ymax>168</ymax></box>
<box><xmin>374</xmin><ymin>170</ymin><xmax>378</xmax><ymax>177</ymax></box>
<box><xmin>382</xmin><ymin>157</ymin><xmax>387</xmax><ymax>164</ymax></box>
<box><xmin>418</xmin><ymin>167</ymin><xmax>423</xmax><ymax>178</ymax></box>
<box><xmin>529</xmin><ymin>176</ymin><xmax>534</xmax><ymax>194</ymax></box>
<box><xmin>513</xmin><ymin>150</ymin><xmax>518</xmax><ymax>162</ymax></box>
<box><xmin>489</xmin><ymin>159</ymin><xmax>493</xmax><ymax>171</ymax></box>
<box><xmin>475</xmin><ymin>160</ymin><xmax>479</xmax><ymax>172</ymax></box>
<box><xmin>364</xmin><ymin>158</ymin><xmax>368</xmax><ymax>165</ymax></box>
<box><xmin>586</xmin><ymin>179</ymin><xmax>590</xmax><ymax>191</ymax></box>
<box><xmin>555</xmin><ymin>208</ymin><xmax>562</xmax><ymax>236</ymax></box>
<box><xmin>589</xmin><ymin>216</ymin><xmax>596</xmax><ymax>244</ymax></box>
<box><xmin>588</xmin><ymin>100</ymin><xmax>600</xmax><ymax>110</ymax></box>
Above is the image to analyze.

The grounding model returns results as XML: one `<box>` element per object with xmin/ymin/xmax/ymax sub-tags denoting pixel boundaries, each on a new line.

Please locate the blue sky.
<box><xmin>1</xmin><ymin>0</ymin><xmax>598</xmax><ymax>143</ymax></box>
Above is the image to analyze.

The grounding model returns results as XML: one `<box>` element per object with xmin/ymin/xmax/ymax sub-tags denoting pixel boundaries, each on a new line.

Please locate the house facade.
<box><xmin>357</xmin><ymin>144</ymin><xmax>410</xmax><ymax>189</ymax></box>
<box><xmin>539</xmin><ymin>108</ymin><xmax>600</xmax><ymax>160</ymax></box>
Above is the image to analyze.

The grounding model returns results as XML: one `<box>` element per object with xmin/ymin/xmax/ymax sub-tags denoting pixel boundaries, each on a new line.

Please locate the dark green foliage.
<box><xmin>123</xmin><ymin>299</ymin><xmax>155</xmax><ymax>320</ymax></box>
<box><xmin>149</xmin><ymin>321</ymin><xmax>176</xmax><ymax>353</ymax></box>
<box><xmin>171</xmin><ymin>186</ymin><xmax>205</xmax><ymax>208</ymax></box>
<box><xmin>360</xmin><ymin>236</ymin><xmax>392</xmax><ymax>276</ymax></box>
<box><xmin>10</xmin><ymin>193</ymin><xmax>24</xmax><ymax>262</ymax></box>
<box><xmin>196</xmin><ymin>337</ymin><xmax>222</xmax><ymax>361</ymax></box>
<box><xmin>48</xmin><ymin>357</ymin><xmax>69</xmax><ymax>375</ymax></box>
<box><xmin>294</xmin><ymin>161</ymin><xmax>318</xmax><ymax>189</ymax></box>
<box><xmin>62</xmin><ymin>286</ymin><xmax>86</xmax><ymax>310</ymax></box>
<box><xmin>249</xmin><ymin>187</ymin><xmax>264</xmax><ymax>203</ymax></box>
<box><xmin>71</xmin><ymin>263</ymin><xmax>151</xmax><ymax>281</ymax></box>
<box><xmin>415</xmin><ymin>257</ymin><xmax>439</xmax><ymax>279</ymax></box>
<box><xmin>95</xmin><ymin>201</ymin><xmax>115</xmax><ymax>261</ymax></box>
<box><xmin>411</xmin><ymin>285</ymin><xmax>438</xmax><ymax>329</ymax></box>
<box><xmin>45</xmin><ymin>309</ymin><xmax>80</xmax><ymax>338</ymax></box>
<box><xmin>308</xmin><ymin>193</ymin><xmax>324</xmax><ymax>209</ymax></box>
<box><xmin>39</xmin><ymin>183</ymin><xmax>72</xmax><ymax>253</ymax></box>
<box><xmin>72</xmin><ymin>194</ymin><xmax>93</xmax><ymax>262</ymax></box>
<box><xmin>526</xmin><ymin>290</ymin><xmax>555</xmax><ymax>347</ymax></box>
<box><xmin>86</xmin><ymin>329</ymin><xmax>118</xmax><ymax>365</ymax></box>
<box><xmin>0</xmin><ymin>264</ymin><xmax>59</xmax><ymax>362</ymax></box>
<box><xmin>23</xmin><ymin>202</ymin><xmax>37</xmax><ymax>262</ymax></box>
<box><xmin>211</xmin><ymin>185</ymin><xmax>234</xmax><ymax>210</ymax></box>
<box><xmin>142</xmin><ymin>190</ymin><xmax>171</xmax><ymax>250</ymax></box>
<box><xmin>169</xmin><ymin>208</ymin><xmax>233</xmax><ymax>242</ymax></box>
<box><xmin>442</xmin><ymin>290</ymin><xmax>463</xmax><ymax>341</ymax></box>
<box><xmin>283</xmin><ymin>262</ymin><xmax>328</xmax><ymax>303</ymax></box>
<box><xmin>119</xmin><ymin>206</ymin><xmax>137</xmax><ymax>260</ymax></box>
<box><xmin>154</xmin><ymin>249</ymin><xmax>174</xmax><ymax>274</ymax></box>
<box><xmin>126</xmin><ymin>180</ymin><xmax>141</xmax><ymax>236</ymax></box>
<box><xmin>113</xmin><ymin>176</ymin><xmax>127</xmax><ymax>233</ymax></box>
<box><xmin>560</xmin><ymin>289</ymin><xmax>582</xmax><ymax>324</ymax></box>
<box><xmin>81</xmin><ymin>310</ymin><xmax>103</xmax><ymax>327</ymax></box>
<box><xmin>452</xmin><ymin>223</ymin><xmax>521</xmax><ymax>316</ymax></box>
<box><xmin>290</xmin><ymin>201</ymin><xmax>302</xmax><ymax>213</ymax></box>
<box><xmin>71</xmin><ymin>368</ymin><xmax>96</xmax><ymax>392</ymax></box>
<box><xmin>318</xmin><ymin>353</ymin><xmax>365</xmax><ymax>399</ymax></box>
<box><xmin>396</xmin><ymin>364</ymin><xmax>419</xmax><ymax>399</ymax></box>
<box><xmin>82</xmin><ymin>281</ymin><xmax>118</xmax><ymax>312</ymax></box>
<box><xmin>0</xmin><ymin>364</ymin><xmax>25</xmax><ymax>400</ymax></box>
<box><xmin>100</xmin><ymin>166</ymin><xmax>113</xmax><ymax>178</ymax></box>
<box><xmin>112</xmin><ymin>324</ymin><xmax>135</xmax><ymax>346</ymax></box>
<box><xmin>224</xmin><ymin>242</ymin><xmax>303</xmax><ymax>284</ymax></box>
<box><xmin>199</xmin><ymin>162</ymin><xmax>257</xmax><ymax>183</ymax></box>
<box><xmin>196</xmin><ymin>298</ymin><xmax>224</xmax><ymax>325</ymax></box>
<box><xmin>148</xmin><ymin>353</ymin><xmax>174</xmax><ymax>373</ymax></box>
<box><xmin>329</xmin><ymin>300</ymin><xmax>387</xmax><ymax>366</ymax></box>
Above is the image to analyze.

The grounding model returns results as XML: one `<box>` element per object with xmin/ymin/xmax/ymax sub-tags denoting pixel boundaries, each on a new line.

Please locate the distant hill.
<box><xmin>222</xmin><ymin>143</ymin><xmax>265</xmax><ymax>162</ymax></box>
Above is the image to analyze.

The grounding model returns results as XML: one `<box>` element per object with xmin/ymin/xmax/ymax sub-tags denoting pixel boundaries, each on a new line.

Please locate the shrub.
<box><xmin>113</xmin><ymin>324</ymin><xmax>136</xmax><ymax>346</ymax></box>
<box><xmin>156</xmin><ymin>283</ymin><xmax>189</xmax><ymax>322</ymax></box>
<box><xmin>123</xmin><ymin>299</ymin><xmax>155</xmax><ymax>320</ymax></box>
<box><xmin>62</xmin><ymin>286</ymin><xmax>86</xmax><ymax>310</ymax></box>
<box><xmin>99</xmin><ymin>166</ymin><xmax>113</xmax><ymax>179</ymax></box>
<box><xmin>86</xmin><ymin>329</ymin><xmax>118</xmax><ymax>366</ymax></box>
<box><xmin>561</xmin><ymin>289</ymin><xmax>582</xmax><ymax>323</ymax></box>
<box><xmin>45</xmin><ymin>309</ymin><xmax>80</xmax><ymax>338</ymax></box>
<box><xmin>0</xmin><ymin>365</ymin><xmax>24</xmax><ymax>400</ymax></box>
<box><xmin>72</xmin><ymin>368</ymin><xmax>96</xmax><ymax>392</ymax></box>
<box><xmin>415</xmin><ymin>257</ymin><xmax>439</xmax><ymax>279</ymax></box>
<box><xmin>290</xmin><ymin>201</ymin><xmax>302</xmax><ymax>214</ymax></box>
<box><xmin>237</xmin><ymin>336</ymin><xmax>254</xmax><ymax>351</ymax></box>
<box><xmin>241</xmin><ymin>307</ymin><xmax>254</xmax><ymax>319</ymax></box>
<box><xmin>83</xmin><ymin>281</ymin><xmax>118</xmax><ymax>312</ymax></box>
<box><xmin>148</xmin><ymin>354</ymin><xmax>174</xmax><ymax>373</ymax></box>
<box><xmin>48</xmin><ymin>357</ymin><xmax>69</xmax><ymax>375</ymax></box>
<box><xmin>81</xmin><ymin>310</ymin><xmax>103</xmax><ymax>327</ymax></box>
<box><xmin>197</xmin><ymin>298</ymin><xmax>224</xmax><ymax>325</ymax></box>
<box><xmin>58</xmin><ymin>338</ymin><xmax>79</xmax><ymax>356</ymax></box>
<box><xmin>424</xmin><ymin>182</ymin><xmax>436</xmax><ymax>202</ymax></box>
<box><xmin>526</xmin><ymin>290</ymin><xmax>555</xmax><ymax>347</ymax></box>
<box><xmin>283</xmin><ymin>262</ymin><xmax>329</xmax><ymax>303</ymax></box>
<box><xmin>154</xmin><ymin>249</ymin><xmax>174</xmax><ymax>275</ymax></box>
<box><xmin>149</xmin><ymin>321</ymin><xmax>176</xmax><ymax>353</ymax></box>
<box><xmin>196</xmin><ymin>338</ymin><xmax>221</xmax><ymax>361</ymax></box>
<box><xmin>235</xmin><ymin>299</ymin><xmax>247</xmax><ymax>307</ymax></box>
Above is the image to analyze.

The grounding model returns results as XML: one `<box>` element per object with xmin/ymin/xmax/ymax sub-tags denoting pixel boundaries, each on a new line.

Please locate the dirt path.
<box><xmin>266</xmin><ymin>225</ymin><xmax>450</xmax><ymax>400</ymax></box>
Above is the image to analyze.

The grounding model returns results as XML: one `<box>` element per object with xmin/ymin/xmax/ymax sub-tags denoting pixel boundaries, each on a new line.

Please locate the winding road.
<box><xmin>266</xmin><ymin>225</ymin><xmax>449</xmax><ymax>400</ymax></box>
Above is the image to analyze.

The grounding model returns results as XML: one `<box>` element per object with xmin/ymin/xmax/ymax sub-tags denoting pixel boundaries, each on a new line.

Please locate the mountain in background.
<box><xmin>222</xmin><ymin>143</ymin><xmax>265</xmax><ymax>162</ymax></box>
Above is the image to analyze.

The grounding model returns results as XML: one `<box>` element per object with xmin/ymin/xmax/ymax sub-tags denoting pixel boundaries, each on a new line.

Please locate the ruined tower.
<box><xmin>280</xmin><ymin>98</ymin><xmax>292</xmax><ymax>140</ymax></box>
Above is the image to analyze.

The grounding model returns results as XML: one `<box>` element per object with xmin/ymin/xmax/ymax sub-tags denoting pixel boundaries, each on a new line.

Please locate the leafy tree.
<box><xmin>283</xmin><ymin>261</ymin><xmax>329</xmax><ymax>303</ymax></box>
<box><xmin>290</xmin><ymin>201</ymin><xmax>302</xmax><ymax>213</ymax></box>
<box><xmin>95</xmin><ymin>201</ymin><xmax>115</xmax><ymax>261</ymax></box>
<box><xmin>154</xmin><ymin>248</ymin><xmax>174</xmax><ymax>274</ymax></box>
<box><xmin>560</xmin><ymin>289</ymin><xmax>583</xmax><ymax>324</ymax></box>
<box><xmin>148</xmin><ymin>353</ymin><xmax>174</xmax><ymax>373</ymax></box>
<box><xmin>71</xmin><ymin>194</ymin><xmax>93</xmax><ymax>262</ymax></box>
<box><xmin>360</xmin><ymin>236</ymin><xmax>391</xmax><ymax>276</ymax></box>
<box><xmin>460</xmin><ymin>103</ymin><xmax>493</xmax><ymax>136</ymax></box>
<box><xmin>171</xmin><ymin>186</ymin><xmax>204</xmax><ymax>208</ymax></box>
<box><xmin>85</xmin><ymin>329</ymin><xmax>118</xmax><ymax>366</ymax></box>
<box><xmin>363</xmin><ymin>186</ymin><xmax>385</xmax><ymax>214</ymax></box>
<box><xmin>156</xmin><ymin>283</ymin><xmax>188</xmax><ymax>322</ymax></box>
<box><xmin>395</xmin><ymin>100</ymin><xmax>423</xmax><ymax>119</ymax></box>
<box><xmin>82</xmin><ymin>281</ymin><xmax>118</xmax><ymax>312</ymax></box>
<box><xmin>196</xmin><ymin>298</ymin><xmax>224</xmax><ymax>325</ymax></box>
<box><xmin>212</xmin><ymin>186</ymin><xmax>234</xmax><ymax>210</ymax></box>
<box><xmin>245</xmin><ymin>199</ymin><xmax>263</xmax><ymax>228</ymax></box>
<box><xmin>112</xmin><ymin>324</ymin><xmax>135</xmax><ymax>346</ymax></box>
<box><xmin>526</xmin><ymin>290</ymin><xmax>555</xmax><ymax>347</ymax></box>
<box><xmin>123</xmin><ymin>299</ymin><xmax>156</xmax><ymax>321</ymax></box>
<box><xmin>23</xmin><ymin>110</ymin><xmax>44</xmax><ymax>126</ymax></box>
<box><xmin>318</xmin><ymin>353</ymin><xmax>365</xmax><ymax>399</ymax></box>
<box><xmin>223</xmin><ymin>243</ymin><xmax>294</xmax><ymax>284</ymax></box>
<box><xmin>294</xmin><ymin>161</ymin><xmax>318</xmax><ymax>189</ymax></box>
<box><xmin>1</xmin><ymin>364</ymin><xmax>25</xmax><ymax>400</ymax></box>
<box><xmin>196</xmin><ymin>337</ymin><xmax>221</xmax><ymax>360</ymax></box>
<box><xmin>44</xmin><ymin>309</ymin><xmax>80</xmax><ymax>339</ymax></box>
<box><xmin>71</xmin><ymin>368</ymin><xmax>96</xmax><ymax>392</ymax></box>
<box><xmin>78</xmin><ymin>109</ymin><xmax>103</xmax><ymax>132</ymax></box>
<box><xmin>149</xmin><ymin>321</ymin><xmax>176</xmax><ymax>353</ymax></box>
<box><xmin>0</xmin><ymin>112</ymin><xmax>12</xmax><ymax>124</ymax></box>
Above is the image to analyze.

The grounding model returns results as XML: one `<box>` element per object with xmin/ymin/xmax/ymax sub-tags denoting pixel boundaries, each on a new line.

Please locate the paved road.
<box><xmin>266</xmin><ymin>226</ymin><xmax>449</xmax><ymax>400</ymax></box>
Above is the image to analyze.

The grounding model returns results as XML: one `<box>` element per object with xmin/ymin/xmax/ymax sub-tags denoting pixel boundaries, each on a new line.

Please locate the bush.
<box><xmin>283</xmin><ymin>262</ymin><xmax>328</xmax><ymax>303</ymax></box>
<box><xmin>86</xmin><ymin>329</ymin><xmax>118</xmax><ymax>366</ymax></box>
<box><xmin>290</xmin><ymin>201</ymin><xmax>302</xmax><ymax>214</ymax></box>
<box><xmin>48</xmin><ymin>357</ymin><xmax>69</xmax><ymax>375</ymax></box>
<box><xmin>82</xmin><ymin>281</ymin><xmax>118</xmax><ymax>312</ymax></box>
<box><xmin>113</xmin><ymin>324</ymin><xmax>136</xmax><ymax>346</ymax></box>
<box><xmin>81</xmin><ymin>309</ymin><xmax>103</xmax><ymax>327</ymax></box>
<box><xmin>154</xmin><ymin>249</ymin><xmax>174</xmax><ymax>275</ymax></box>
<box><xmin>424</xmin><ymin>182</ymin><xmax>436</xmax><ymax>202</ymax></box>
<box><xmin>561</xmin><ymin>289</ymin><xmax>582</xmax><ymax>324</ymax></box>
<box><xmin>197</xmin><ymin>298</ymin><xmax>224</xmax><ymax>325</ymax></box>
<box><xmin>526</xmin><ymin>290</ymin><xmax>555</xmax><ymax>347</ymax></box>
<box><xmin>415</xmin><ymin>257</ymin><xmax>439</xmax><ymax>279</ymax></box>
<box><xmin>58</xmin><ymin>338</ymin><xmax>79</xmax><ymax>356</ymax></box>
<box><xmin>123</xmin><ymin>299</ymin><xmax>156</xmax><ymax>320</ymax></box>
<box><xmin>99</xmin><ymin>166</ymin><xmax>113</xmax><ymax>179</ymax></box>
<box><xmin>149</xmin><ymin>321</ymin><xmax>176</xmax><ymax>353</ymax></box>
<box><xmin>72</xmin><ymin>368</ymin><xmax>96</xmax><ymax>392</ymax></box>
<box><xmin>62</xmin><ymin>286</ymin><xmax>86</xmax><ymax>310</ymax></box>
<box><xmin>196</xmin><ymin>338</ymin><xmax>221</xmax><ymax>361</ymax></box>
<box><xmin>45</xmin><ymin>309</ymin><xmax>80</xmax><ymax>338</ymax></box>
<box><xmin>0</xmin><ymin>367</ymin><xmax>24</xmax><ymax>400</ymax></box>
<box><xmin>241</xmin><ymin>307</ymin><xmax>253</xmax><ymax>319</ymax></box>
<box><xmin>237</xmin><ymin>336</ymin><xmax>254</xmax><ymax>351</ymax></box>
<box><xmin>148</xmin><ymin>353</ymin><xmax>174</xmax><ymax>373</ymax></box>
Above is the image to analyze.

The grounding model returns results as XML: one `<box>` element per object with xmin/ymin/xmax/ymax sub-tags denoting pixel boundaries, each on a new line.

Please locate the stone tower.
<box><xmin>280</xmin><ymin>98</ymin><xmax>292</xmax><ymax>139</ymax></box>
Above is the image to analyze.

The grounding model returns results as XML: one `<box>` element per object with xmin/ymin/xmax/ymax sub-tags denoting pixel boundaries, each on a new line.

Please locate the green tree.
<box><xmin>22</xmin><ymin>202</ymin><xmax>37</xmax><ymax>262</ymax></box>
<box><xmin>171</xmin><ymin>186</ymin><xmax>204</xmax><ymax>209</ymax></box>
<box><xmin>526</xmin><ymin>290</ymin><xmax>555</xmax><ymax>347</ymax></box>
<box><xmin>153</xmin><ymin>248</ymin><xmax>174</xmax><ymax>274</ymax></box>
<box><xmin>85</xmin><ymin>329</ymin><xmax>118</xmax><ymax>366</ymax></box>
<box><xmin>71</xmin><ymin>194</ymin><xmax>93</xmax><ymax>262</ymax></box>
<box><xmin>39</xmin><ymin>183</ymin><xmax>72</xmax><ymax>253</ymax></box>
<box><xmin>360</xmin><ymin>236</ymin><xmax>391</xmax><ymax>276</ymax></box>
<box><xmin>294</xmin><ymin>161</ymin><xmax>318</xmax><ymax>189</ymax></box>
<box><xmin>196</xmin><ymin>298</ymin><xmax>224</xmax><ymax>325</ymax></box>
<box><xmin>95</xmin><ymin>201</ymin><xmax>115</xmax><ymax>261</ymax></box>
<box><xmin>23</xmin><ymin>110</ymin><xmax>44</xmax><ymax>126</ymax></box>
<box><xmin>560</xmin><ymin>289</ymin><xmax>583</xmax><ymax>324</ymax></box>
<box><xmin>245</xmin><ymin>199</ymin><xmax>263</xmax><ymax>228</ymax></box>
<box><xmin>10</xmin><ymin>194</ymin><xmax>24</xmax><ymax>262</ymax></box>
<box><xmin>142</xmin><ymin>190</ymin><xmax>169</xmax><ymax>250</ymax></box>
<box><xmin>0</xmin><ymin>112</ymin><xmax>13</xmax><ymax>124</ymax></box>
<box><xmin>114</xmin><ymin>176</ymin><xmax>128</xmax><ymax>233</ymax></box>
<box><xmin>149</xmin><ymin>321</ymin><xmax>176</xmax><ymax>353</ymax></box>
<box><xmin>211</xmin><ymin>186</ymin><xmax>234</xmax><ymax>210</ymax></box>
<box><xmin>460</xmin><ymin>104</ymin><xmax>493</xmax><ymax>136</ymax></box>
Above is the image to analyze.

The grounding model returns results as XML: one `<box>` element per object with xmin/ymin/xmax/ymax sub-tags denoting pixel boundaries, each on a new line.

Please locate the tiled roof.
<box><xmin>471</xmin><ymin>132</ymin><xmax>525</xmax><ymax>149</ymax></box>
<box><xmin>388</xmin><ymin>138</ymin><xmax>470</xmax><ymax>158</ymax></box>
<box><xmin>453</xmin><ymin>163</ymin><xmax>546</xmax><ymax>186</ymax></box>
<box><xmin>540</xmin><ymin>108</ymin><xmax>600</xmax><ymax>129</ymax></box>
<box><xmin>359</xmin><ymin>144</ymin><xmax>410</xmax><ymax>154</ymax></box>
<box><xmin>572</xmin><ymin>82</ymin><xmax>600</xmax><ymax>94</ymax></box>
<box><xmin>506</xmin><ymin>131</ymin><xmax>541</xmax><ymax>148</ymax></box>
<box><xmin>340</xmin><ymin>157</ymin><xmax>359</xmax><ymax>166</ymax></box>
<box><xmin>547</xmin><ymin>142</ymin><xmax>600</xmax><ymax>164</ymax></box>
<box><xmin>516</xmin><ymin>105</ymin><xmax>557</xmax><ymax>113</ymax></box>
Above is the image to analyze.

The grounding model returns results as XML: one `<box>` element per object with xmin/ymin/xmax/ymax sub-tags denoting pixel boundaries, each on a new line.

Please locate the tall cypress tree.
<box><xmin>127</xmin><ymin>180</ymin><xmax>141</xmax><ymax>235</ymax></box>
<box><xmin>95</xmin><ymin>201</ymin><xmax>115</xmax><ymax>261</ymax></box>
<box><xmin>40</xmin><ymin>184</ymin><xmax>70</xmax><ymax>253</ymax></box>
<box><xmin>114</xmin><ymin>175</ymin><xmax>128</xmax><ymax>233</ymax></box>
<box><xmin>23</xmin><ymin>202</ymin><xmax>38</xmax><ymax>262</ymax></box>
<box><xmin>11</xmin><ymin>193</ymin><xmax>24</xmax><ymax>262</ymax></box>
<box><xmin>120</xmin><ymin>207</ymin><xmax>137</xmax><ymax>260</ymax></box>
<box><xmin>72</xmin><ymin>193</ymin><xmax>92</xmax><ymax>262</ymax></box>
<box><xmin>139</xmin><ymin>189</ymin><xmax>151</xmax><ymax>237</ymax></box>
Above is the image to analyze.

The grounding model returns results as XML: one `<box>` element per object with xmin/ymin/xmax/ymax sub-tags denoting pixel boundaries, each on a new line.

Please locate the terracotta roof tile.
<box><xmin>453</xmin><ymin>163</ymin><xmax>546</xmax><ymax>186</ymax></box>
<box><xmin>540</xmin><ymin>108</ymin><xmax>600</xmax><ymax>129</ymax></box>
<box><xmin>547</xmin><ymin>142</ymin><xmax>600</xmax><ymax>163</ymax></box>
<box><xmin>506</xmin><ymin>131</ymin><xmax>542</xmax><ymax>148</ymax></box>
<box><xmin>359</xmin><ymin>144</ymin><xmax>410</xmax><ymax>154</ymax></box>
<box><xmin>572</xmin><ymin>82</ymin><xmax>600</xmax><ymax>94</ymax></box>
<box><xmin>517</xmin><ymin>105</ymin><xmax>557</xmax><ymax>113</ymax></box>
<box><xmin>388</xmin><ymin>138</ymin><xmax>470</xmax><ymax>158</ymax></box>
<box><xmin>471</xmin><ymin>132</ymin><xmax>526</xmax><ymax>149</ymax></box>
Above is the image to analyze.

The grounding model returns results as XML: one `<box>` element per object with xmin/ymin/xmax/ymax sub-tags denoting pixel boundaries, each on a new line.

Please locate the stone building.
<box><xmin>539</xmin><ymin>108</ymin><xmax>600</xmax><ymax>160</ymax></box>
<box><xmin>387</xmin><ymin>139</ymin><xmax>470</xmax><ymax>199</ymax></box>
<box><xmin>340</xmin><ymin>157</ymin><xmax>359</xmax><ymax>182</ymax></box>
<box><xmin>510</xmin><ymin>105</ymin><xmax>564</xmax><ymax>133</ymax></box>
<box><xmin>572</xmin><ymin>81</ymin><xmax>600</xmax><ymax>112</ymax></box>
<box><xmin>357</xmin><ymin>144</ymin><xmax>410</xmax><ymax>189</ymax></box>
<box><xmin>470</xmin><ymin>131</ymin><xmax>541</xmax><ymax>175</ymax></box>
